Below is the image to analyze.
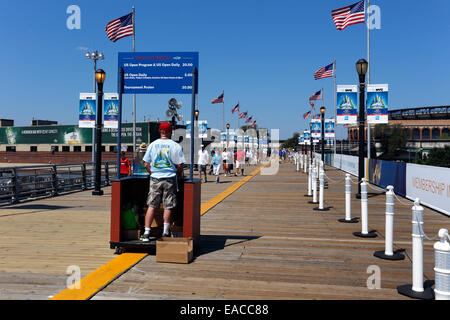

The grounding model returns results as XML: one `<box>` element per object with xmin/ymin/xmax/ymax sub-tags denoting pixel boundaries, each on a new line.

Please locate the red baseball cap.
<box><xmin>159</xmin><ymin>122</ymin><xmax>172</xmax><ymax>132</ymax></box>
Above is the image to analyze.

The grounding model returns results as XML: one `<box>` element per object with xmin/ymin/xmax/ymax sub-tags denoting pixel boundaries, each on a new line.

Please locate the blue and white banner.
<box><xmin>103</xmin><ymin>93</ymin><xmax>119</xmax><ymax>129</ymax></box>
<box><xmin>310</xmin><ymin>119</ymin><xmax>321</xmax><ymax>138</ymax></box>
<box><xmin>79</xmin><ymin>93</ymin><xmax>96</xmax><ymax>128</ymax></box>
<box><xmin>336</xmin><ymin>85</ymin><xmax>358</xmax><ymax>124</ymax></box>
<box><xmin>367</xmin><ymin>84</ymin><xmax>388</xmax><ymax>124</ymax></box>
<box><xmin>324</xmin><ymin>119</ymin><xmax>335</xmax><ymax>138</ymax></box>
<box><xmin>303</xmin><ymin>130</ymin><xmax>311</xmax><ymax>145</ymax></box>
<box><xmin>198</xmin><ymin>120</ymin><xmax>208</xmax><ymax>138</ymax></box>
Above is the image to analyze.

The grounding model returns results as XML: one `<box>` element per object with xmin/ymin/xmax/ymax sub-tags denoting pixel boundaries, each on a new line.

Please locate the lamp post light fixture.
<box><xmin>320</xmin><ymin>106</ymin><xmax>326</xmax><ymax>165</ymax></box>
<box><xmin>92</xmin><ymin>69</ymin><xmax>106</xmax><ymax>196</ymax></box>
<box><xmin>226</xmin><ymin>123</ymin><xmax>230</xmax><ymax>148</ymax></box>
<box><xmin>85</xmin><ymin>50</ymin><xmax>104</xmax><ymax>167</ymax></box>
<box><xmin>195</xmin><ymin>109</ymin><xmax>199</xmax><ymax>121</ymax></box>
<box><xmin>356</xmin><ymin>59</ymin><xmax>368</xmax><ymax>198</ymax></box>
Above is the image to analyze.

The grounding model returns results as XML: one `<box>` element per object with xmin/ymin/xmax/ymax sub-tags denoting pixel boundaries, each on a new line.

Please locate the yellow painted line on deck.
<box><xmin>50</xmin><ymin>253</ymin><xmax>147</xmax><ymax>300</ymax></box>
<box><xmin>51</xmin><ymin>163</ymin><xmax>269</xmax><ymax>300</ymax></box>
<box><xmin>201</xmin><ymin>163</ymin><xmax>269</xmax><ymax>216</ymax></box>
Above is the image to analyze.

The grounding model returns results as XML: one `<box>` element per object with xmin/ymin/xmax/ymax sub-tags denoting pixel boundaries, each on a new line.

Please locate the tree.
<box><xmin>373</xmin><ymin>124</ymin><xmax>407</xmax><ymax>159</ymax></box>
<box><xmin>281</xmin><ymin>132</ymin><xmax>300</xmax><ymax>150</ymax></box>
<box><xmin>415</xmin><ymin>146</ymin><xmax>450</xmax><ymax>168</ymax></box>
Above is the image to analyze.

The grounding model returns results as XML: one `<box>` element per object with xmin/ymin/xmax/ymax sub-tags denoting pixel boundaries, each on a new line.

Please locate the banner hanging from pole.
<box><xmin>310</xmin><ymin>119</ymin><xmax>321</xmax><ymax>138</ymax></box>
<box><xmin>324</xmin><ymin>119</ymin><xmax>335</xmax><ymax>138</ymax></box>
<box><xmin>79</xmin><ymin>93</ymin><xmax>96</xmax><ymax>128</ymax></box>
<box><xmin>366</xmin><ymin>84</ymin><xmax>388</xmax><ymax>124</ymax></box>
<box><xmin>336</xmin><ymin>85</ymin><xmax>358</xmax><ymax>124</ymax></box>
<box><xmin>103</xmin><ymin>93</ymin><xmax>119</xmax><ymax>128</ymax></box>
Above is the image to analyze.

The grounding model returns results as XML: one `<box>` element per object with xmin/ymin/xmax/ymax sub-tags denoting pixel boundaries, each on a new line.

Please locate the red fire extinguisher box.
<box><xmin>109</xmin><ymin>176</ymin><xmax>201</xmax><ymax>253</ymax></box>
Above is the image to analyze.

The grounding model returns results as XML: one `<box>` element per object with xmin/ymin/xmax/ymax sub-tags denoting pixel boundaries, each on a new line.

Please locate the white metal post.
<box><xmin>385</xmin><ymin>185</ymin><xmax>395</xmax><ymax>255</ymax></box>
<box><xmin>434</xmin><ymin>229</ymin><xmax>450</xmax><ymax>300</ymax></box>
<box><xmin>374</xmin><ymin>186</ymin><xmax>405</xmax><ymax>260</ymax></box>
<box><xmin>412</xmin><ymin>199</ymin><xmax>424</xmax><ymax>293</ymax></box>
<box><xmin>397</xmin><ymin>198</ymin><xmax>434</xmax><ymax>300</ymax></box>
<box><xmin>353</xmin><ymin>178</ymin><xmax>377</xmax><ymax>238</ymax></box>
<box><xmin>339</xmin><ymin>174</ymin><xmax>358</xmax><ymax>223</ymax></box>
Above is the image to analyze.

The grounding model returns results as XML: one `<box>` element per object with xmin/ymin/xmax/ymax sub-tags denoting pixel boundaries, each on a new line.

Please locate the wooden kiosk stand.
<box><xmin>110</xmin><ymin>62</ymin><xmax>201</xmax><ymax>260</ymax></box>
<box><xmin>109</xmin><ymin>176</ymin><xmax>201</xmax><ymax>254</ymax></box>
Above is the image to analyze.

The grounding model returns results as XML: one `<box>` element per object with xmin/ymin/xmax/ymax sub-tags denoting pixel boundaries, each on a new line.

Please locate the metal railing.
<box><xmin>0</xmin><ymin>161</ymin><xmax>116</xmax><ymax>204</ymax></box>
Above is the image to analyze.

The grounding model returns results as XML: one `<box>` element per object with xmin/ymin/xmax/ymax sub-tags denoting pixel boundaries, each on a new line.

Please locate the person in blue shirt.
<box><xmin>140</xmin><ymin>122</ymin><xmax>185</xmax><ymax>241</ymax></box>
<box><xmin>211</xmin><ymin>150</ymin><xmax>222</xmax><ymax>184</ymax></box>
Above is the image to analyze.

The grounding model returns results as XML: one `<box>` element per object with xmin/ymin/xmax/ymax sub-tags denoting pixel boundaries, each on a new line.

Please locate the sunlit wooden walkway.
<box><xmin>1</xmin><ymin>161</ymin><xmax>449</xmax><ymax>300</ymax></box>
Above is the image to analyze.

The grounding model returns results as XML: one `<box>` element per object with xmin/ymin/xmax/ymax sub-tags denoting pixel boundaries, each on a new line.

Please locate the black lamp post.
<box><xmin>92</xmin><ymin>69</ymin><xmax>106</xmax><ymax>196</ymax></box>
<box><xmin>356</xmin><ymin>59</ymin><xmax>368</xmax><ymax>198</ymax></box>
<box><xmin>226</xmin><ymin>123</ymin><xmax>230</xmax><ymax>148</ymax></box>
<box><xmin>320</xmin><ymin>106</ymin><xmax>326</xmax><ymax>164</ymax></box>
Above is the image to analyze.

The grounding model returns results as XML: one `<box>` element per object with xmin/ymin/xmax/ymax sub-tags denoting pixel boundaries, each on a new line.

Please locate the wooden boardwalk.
<box><xmin>0</xmin><ymin>161</ymin><xmax>449</xmax><ymax>300</ymax></box>
<box><xmin>0</xmin><ymin>165</ymin><xmax>258</xmax><ymax>299</ymax></box>
<box><xmin>91</xmin><ymin>162</ymin><xmax>449</xmax><ymax>300</ymax></box>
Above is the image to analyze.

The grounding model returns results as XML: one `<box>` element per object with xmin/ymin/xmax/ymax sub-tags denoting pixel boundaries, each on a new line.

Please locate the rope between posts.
<box><xmin>366</xmin><ymin>182</ymin><xmax>385</xmax><ymax>193</ymax></box>
<box><xmin>414</xmin><ymin>209</ymin><xmax>440</xmax><ymax>241</ymax></box>
<box><xmin>349</xmin><ymin>177</ymin><xmax>361</xmax><ymax>185</ymax></box>
<box><xmin>393</xmin><ymin>192</ymin><xmax>412</xmax><ymax>206</ymax></box>
<box><xmin>323</xmin><ymin>171</ymin><xmax>346</xmax><ymax>183</ymax></box>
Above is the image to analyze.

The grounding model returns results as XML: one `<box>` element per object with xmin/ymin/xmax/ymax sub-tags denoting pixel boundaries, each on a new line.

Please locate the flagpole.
<box><xmin>132</xmin><ymin>6</ymin><xmax>137</xmax><ymax>165</ymax></box>
<box><xmin>366</xmin><ymin>0</ymin><xmax>371</xmax><ymax>159</ymax></box>
<box><xmin>222</xmin><ymin>90</ymin><xmax>225</xmax><ymax>131</ymax></box>
<box><xmin>237</xmin><ymin>101</ymin><xmax>240</xmax><ymax>130</ymax></box>
<box><xmin>333</xmin><ymin>60</ymin><xmax>337</xmax><ymax>155</ymax></box>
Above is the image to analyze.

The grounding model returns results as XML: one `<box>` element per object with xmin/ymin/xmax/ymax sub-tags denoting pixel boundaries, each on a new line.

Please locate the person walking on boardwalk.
<box><xmin>211</xmin><ymin>150</ymin><xmax>222</xmax><ymax>183</ymax></box>
<box><xmin>222</xmin><ymin>148</ymin><xmax>229</xmax><ymax>176</ymax></box>
<box><xmin>120</xmin><ymin>151</ymin><xmax>132</xmax><ymax>178</ymax></box>
<box><xmin>235</xmin><ymin>148</ymin><xmax>246</xmax><ymax>176</ymax></box>
<box><xmin>140</xmin><ymin>122</ymin><xmax>185</xmax><ymax>241</ymax></box>
<box><xmin>197</xmin><ymin>144</ymin><xmax>209</xmax><ymax>183</ymax></box>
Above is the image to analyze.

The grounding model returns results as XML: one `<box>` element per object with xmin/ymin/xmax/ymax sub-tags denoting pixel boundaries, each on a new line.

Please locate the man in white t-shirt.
<box><xmin>140</xmin><ymin>122</ymin><xmax>185</xmax><ymax>241</ymax></box>
<box><xmin>197</xmin><ymin>144</ymin><xmax>209</xmax><ymax>183</ymax></box>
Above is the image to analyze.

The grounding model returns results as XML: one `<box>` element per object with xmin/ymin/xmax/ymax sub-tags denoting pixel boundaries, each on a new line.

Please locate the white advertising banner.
<box><xmin>331</xmin><ymin>154</ymin><xmax>360</xmax><ymax>177</ymax></box>
<box><xmin>406</xmin><ymin>163</ymin><xmax>450</xmax><ymax>216</ymax></box>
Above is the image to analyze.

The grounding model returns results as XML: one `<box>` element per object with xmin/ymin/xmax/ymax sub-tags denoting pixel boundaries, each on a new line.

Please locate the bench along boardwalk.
<box><xmin>93</xmin><ymin>163</ymin><xmax>449</xmax><ymax>300</ymax></box>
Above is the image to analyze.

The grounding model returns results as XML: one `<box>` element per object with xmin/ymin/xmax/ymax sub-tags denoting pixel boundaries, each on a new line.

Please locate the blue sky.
<box><xmin>1</xmin><ymin>0</ymin><xmax>449</xmax><ymax>139</ymax></box>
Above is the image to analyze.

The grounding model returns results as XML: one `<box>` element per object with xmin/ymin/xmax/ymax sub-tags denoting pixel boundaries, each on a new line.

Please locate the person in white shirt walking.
<box><xmin>222</xmin><ymin>148</ymin><xmax>229</xmax><ymax>176</ymax></box>
<box><xmin>198</xmin><ymin>144</ymin><xmax>209</xmax><ymax>183</ymax></box>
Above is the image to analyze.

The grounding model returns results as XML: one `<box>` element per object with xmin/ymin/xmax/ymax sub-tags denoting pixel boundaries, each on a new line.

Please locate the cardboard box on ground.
<box><xmin>156</xmin><ymin>238</ymin><xmax>194</xmax><ymax>264</ymax></box>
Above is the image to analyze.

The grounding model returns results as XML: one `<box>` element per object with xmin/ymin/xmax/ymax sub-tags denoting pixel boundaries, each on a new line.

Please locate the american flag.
<box><xmin>250</xmin><ymin>120</ymin><xmax>256</xmax><ymax>127</ymax></box>
<box><xmin>309</xmin><ymin>90</ymin><xmax>322</xmax><ymax>101</ymax></box>
<box><xmin>105</xmin><ymin>13</ymin><xmax>134</xmax><ymax>42</ymax></box>
<box><xmin>313</xmin><ymin>114</ymin><xmax>321</xmax><ymax>120</ymax></box>
<box><xmin>332</xmin><ymin>0</ymin><xmax>366</xmax><ymax>31</ymax></box>
<box><xmin>238</xmin><ymin>111</ymin><xmax>248</xmax><ymax>119</ymax></box>
<box><xmin>211</xmin><ymin>92</ymin><xmax>224</xmax><ymax>104</ymax></box>
<box><xmin>232</xmin><ymin>103</ymin><xmax>240</xmax><ymax>114</ymax></box>
<box><xmin>309</xmin><ymin>101</ymin><xmax>315</xmax><ymax>109</ymax></box>
<box><xmin>314</xmin><ymin>62</ymin><xmax>334</xmax><ymax>80</ymax></box>
<box><xmin>303</xmin><ymin>111</ymin><xmax>312</xmax><ymax>120</ymax></box>
<box><xmin>246</xmin><ymin>116</ymin><xmax>253</xmax><ymax>123</ymax></box>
